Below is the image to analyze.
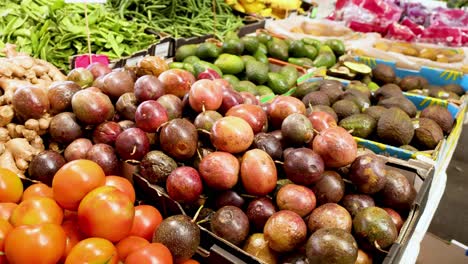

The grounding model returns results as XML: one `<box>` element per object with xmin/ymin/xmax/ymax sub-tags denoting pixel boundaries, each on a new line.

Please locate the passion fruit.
<box><xmin>264</xmin><ymin>210</ymin><xmax>307</xmax><ymax>253</ymax></box>
<box><xmin>306</xmin><ymin>228</ymin><xmax>358</xmax><ymax>264</ymax></box>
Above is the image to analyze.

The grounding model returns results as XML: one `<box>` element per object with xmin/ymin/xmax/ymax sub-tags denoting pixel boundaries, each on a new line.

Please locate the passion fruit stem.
<box><xmin>197</xmin><ymin>148</ymin><xmax>203</xmax><ymax>160</ymax></box>
<box><xmin>240</xmin><ymin>194</ymin><xmax>258</xmax><ymax>199</ymax></box>
<box><xmin>374</xmin><ymin>240</ymin><xmax>389</xmax><ymax>254</ymax></box>
<box><xmin>202</xmin><ymin>104</ymin><xmax>206</xmax><ymax>113</ymax></box>
<box><xmin>124</xmin><ymin>159</ymin><xmax>141</xmax><ymax>165</ymax></box>
<box><xmin>196</xmin><ymin>128</ymin><xmax>212</xmax><ymax>135</ymax></box>
<box><xmin>192</xmin><ymin>204</ymin><xmax>204</xmax><ymax>223</ymax></box>
<box><xmin>274</xmin><ymin>160</ymin><xmax>284</xmax><ymax>165</ymax></box>
<box><xmin>342</xmin><ymin>178</ymin><xmax>353</xmax><ymax>184</ymax></box>
<box><xmin>130</xmin><ymin>145</ymin><xmax>137</xmax><ymax>155</ymax></box>
<box><xmin>196</xmin><ymin>219</ymin><xmax>210</xmax><ymax>225</ymax></box>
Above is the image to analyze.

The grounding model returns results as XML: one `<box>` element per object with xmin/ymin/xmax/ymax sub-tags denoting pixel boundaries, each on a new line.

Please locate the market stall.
<box><xmin>0</xmin><ymin>0</ymin><xmax>466</xmax><ymax>263</ymax></box>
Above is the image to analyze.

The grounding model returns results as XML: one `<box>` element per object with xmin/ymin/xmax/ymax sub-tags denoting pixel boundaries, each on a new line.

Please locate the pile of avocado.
<box><xmin>171</xmin><ymin>32</ymin><xmax>344</xmax><ymax>98</ymax></box>
<box><xmin>295</xmin><ymin>63</ymin><xmax>456</xmax><ymax>152</ymax></box>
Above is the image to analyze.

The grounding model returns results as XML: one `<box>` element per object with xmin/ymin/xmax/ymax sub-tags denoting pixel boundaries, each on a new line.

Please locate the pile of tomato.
<box><xmin>0</xmin><ymin>160</ymin><xmax>198</xmax><ymax>264</ymax></box>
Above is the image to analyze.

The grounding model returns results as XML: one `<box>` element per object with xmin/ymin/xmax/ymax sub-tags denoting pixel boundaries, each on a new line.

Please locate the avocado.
<box><xmin>378</xmin><ymin>96</ymin><xmax>417</xmax><ymax>117</ymax></box>
<box><xmin>372</xmin><ymin>64</ymin><xmax>396</xmax><ymax>85</ymax></box>
<box><xmin>257</xmin><ymin>32</ymin><xmax>272</xmax><ymax>45</ymax></box>
<box><xmin>399</xmin><ymin>76</ymin><xmax>428</xmax><ymax>91</ymax></box>
<box><xmin>241</xmin><ymin>55</ymin><xmax>256</xmax><ymax>65</ymax></box>
<box><xmin>307</xmin><ymin>105</ymin><xmax>339</xmax><ymax>121</ymax></box>
<box><xmin>183</xmin><ymin>63</ymin><xmax>195</xmax><ymax>75</ymax></box>
<box><xmin>193</xmin><ymin>61</ymin><xmax>223</xmax><ymax>77</ymax></box>
<box><xmin>279</xmin><ymin>65</ymin><xmax>299</xmax><ymax>89</ymax></box>
<box><xmin>346</xmin><ymin>81</ymin><xmax>371</xmax><ymax>99</ymax></box>
<box><xmin>267</xmin><ymin>72</ymin><xmax>290</xmax><ymax>94</ymax></box>
<box><xmin>294</xmin><ymin>81</ymin><xmax>321</xmax><ymax>99</ymax></box>
<box><xmin>420</xmin><ymin>105</ymin><xmax>454</xmax><ymax>134</ymax></box>
<box><xmin>257</xmin><ymin>43</ymin><xmax>268</xmax><ymax>54</ymax></box>
<box><xmin>196</xmin><ymin>42</ymin><xmax>222</xmax><ymax>60</ymax></box>
<box><xmin>324</xmin><ymin>39</ymin><xmax>346</xmax><ymax>56</ymax></box>
<box><xmin>256</xmin><ymin>85</ymin><xmax>274</xmax><ymax>96</ymax></box>
<box><xmin>253</xmin><ymin>49</ymin><xmax>269</xmax><ymax>64</ymax></box>
<box><xmin>288</xmin><ymin>57</ymin><xmax>314</xmax><ymax>68</ymax></box>
<box><xmin>413</xmin><ymin>118</ymin><xmax>444</xmax><ymax>150</ymax></box>
<box><xmin>431</xmin><ymin>90</ymin><xmax>460</xmax><ymax>100</ymax></box>
<box><xmin>342</xmin><ymin>89</ymin><xmax>371</xmax><ymax>111</ymax></box>
<box><xmin>318</xmin><ymin>80</ymin><xmax>345</xmax><ymax>104</ymax></box>
<box><xmin>183</xmin><ymin>55</ymin><xmax>201</xmax><ymax>64</ymax></box>
<box><xmin>444</xmin><ymin>83</ymin><xmax>465</xmax><ymax>96</ymax></box>
<box><xmin>363</xmin><ymin>106</ymin><xmax>386</xmax><ymax>121</ymax></box>
<box><xmin>339</xmin><ymin>114</ymin><xmax>377</xmax><ymax>138</ymax></box>
<box><xmin>313</xmin><ymin>45</ymin><xmax>336</xmax><ymax>68</ymax></box>
<box><xmin>169</xmin><ymin>62</ymin><xmax>184</xmax><ymax>69</ymax></box>
<box><xmin>246</xmin><ymin>60</ymin><xmax>269</xmax><ymax>85</ymax></box>
<box><xmin>175</xmin><ymin>44</ymin><xmax>198</xmax><ymax>62</ymax></box>
<box><xmin>223</xmin><ymin>74</ymin><xmax>240</xmax><ymax>86</ymax></box>
<box><xmin>304</xmin><ymin>45</ymin><xmax>318</xmax><ymax>60</ymax></box>
<box><xmin>241</xmin><ymin>36</ymin><xmax>259</xmax><ymax>54</ymax></box>
<box><xmin>267</xmin><ymin>38</ymin><xmax>289</xmax><ymax>61</ymax></box>
<box><xmin>332</xmin><ymin>99</ymin><xmax>361</xmax><ymax>120</ymax></box>
<box><xmin>400</xmin><ymin>145</ymin><xmax>419</xmax><ymax>152</ymax></box>
<box><xmin>374</xmin><ymin>84</ymin><xmax>403</xmax><ymax>102</ymax></box>
<box><xmin>302</xmin><ymin>91</ymin><xmax>330</xmax><ymax>107</ymax></box>
<box><xmin>222</xmin><ymin>38</ymin><xmax>244</xmax><ymax>55</ymax></box>
<box><xmin>214</xmin><ymin>54</ymin><xmax>244</xmax><ymax>75</ymax></box>
<box><xmin>288</xmin><ymin>40</ymin><xmax>308</xmax><ymax>58</ymax></box>
<box><xmin>377</xmin><ymin>108</ymin><xmax>414</xmax><ymax>146</ymax></box>
<box><xmin>234</xmin><ymin>80</ymin><xmax>258</xmax><ymax>95</ymax></box>
<box><xmin>302</xmin><ymin>38</ymin><xmax>322</xmax><ymax>51</ymax></box>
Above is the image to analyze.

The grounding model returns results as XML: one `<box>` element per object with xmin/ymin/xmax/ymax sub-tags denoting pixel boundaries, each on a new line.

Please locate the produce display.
<box><xmin>0</xmin><ymin>1</ymin><xmax>466</xmax><ymax>263</ymax></box>
<box><xmin>373</xmin><ymin>41</ymin><xmax>465</xmax><ymax>63</ymax></box>
<box><xmin>226</xmin><ymin>0</ymin><xmax>302</xmax><ymax>19</ymax></box>
<box><xmin>171</xmin><ymin>31</ymin><xmax>345</xmax><ymax>99</ymax></box>
<box><xmin>0</xmin><ymin>0</ymin><xmax>157</xmax><ymax>70</ymax></box>
<box><xmin>0</xmin><ymin>162</ymin><xmax>201</xmax><ymax>264</ymax></box>
<box><xmin>298</xmin><ymin>60</ymin><xmax>459</xmax><ymax>152</ymax></box>
<box><xmin>109</xmin><ymin>0</ymin><xmax>244</xmax><ymax>40</ymax></box>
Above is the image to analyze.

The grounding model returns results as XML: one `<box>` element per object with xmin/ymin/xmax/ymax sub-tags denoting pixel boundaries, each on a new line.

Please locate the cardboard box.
<box><xmin>417</xmin><ymin>233</ymin><xmax>468</xmax><ymax>264</ymax></box>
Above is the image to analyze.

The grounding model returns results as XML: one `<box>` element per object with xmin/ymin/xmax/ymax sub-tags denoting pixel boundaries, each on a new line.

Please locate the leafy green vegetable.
<box><xmin>0</xmin><ymin>0</ymin><xmax>157</xmax><ymax>70</ymax></box>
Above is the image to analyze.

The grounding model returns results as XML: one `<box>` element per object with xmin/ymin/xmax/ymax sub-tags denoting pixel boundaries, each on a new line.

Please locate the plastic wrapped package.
<box><xmin>265</xmin><ymin>16</ymin><xmax>378</xmax><ymax>43</ymax></box>
<box><xmin>330</xmin><ymin>0</ymin><xmax>403</xmax><ymax>34</ymax></box>
<box><xmin>348</xmin><ymin>37</ymin><xmax>468</xmax><ymax>73</ymax></box>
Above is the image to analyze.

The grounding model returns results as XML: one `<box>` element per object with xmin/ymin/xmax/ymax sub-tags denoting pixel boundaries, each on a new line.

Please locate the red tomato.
<box><xmin>0</xmin><ymin>219</ymin><xmax>12</xmax><ymax>264</ymax></box>
<box><xmin>0</xmin><ymin>168</ymin><xmax>23</xmax><ymax>203</ymax></box>
<box><xmin>129</xmin><ymin>205</ymin><xmax>163</xmax><ymax>241</ymax></box>
<box><xmin>0</xmin><ymin>203</ymin><xmax>17</xmax><ymax>221</ymax></box>
<box><xmin>61</xmin><ymin>218</ymin><xmax>86</xmax><ymax>261</ymax></box>
<box><xmin>125</xmin><ymin>243</ymin><xmax>173</xmax><ymax>264</ymax></box>
<box><xmin>78</xmin><ymin>186</ymin><xmax>134</xmax><ymax>242</ymax></box>
<box><xmin>22</xmin><ymin>183</ymin><xmax>54</xmax><ymax>201</ymax></box>
<box><xmin>105</xmin><ymin>176</ymin><xmax>136</xmax><ymax>203</ymax></box>
<box><xmin>52</xmin><ymin>159</ymin><xmax>106</xmax><ymax>210</ymax></box>
<box><xmin>4</xmin><ymin>223</ymin><xmax>66</xmax><ymax>264</ymax></box>
<box><xmin>116</xmin><ymin>236</ymin><xmax>150</xmax><ymax>261</ymax></box>
<box><xmin>10</xmin><ymin>197</ymin><xmax>63</xmax><ymax>227</ymax></box>
<box><xmin>65</xmin><ymin>237</ymin><xmax>119</xmax><ymax>264</ymax></box>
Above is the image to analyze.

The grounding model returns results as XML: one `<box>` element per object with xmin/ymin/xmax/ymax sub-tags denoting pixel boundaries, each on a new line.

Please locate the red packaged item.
<box><xmin>331</xmin><ymin>0</ymin><xmax>402</xmax><ymax>34</ymax></box>
<box><xmin>400</xmin><ymin>18</ymin><xmax>425</xmax><ymax>36</ymax></box>
<box><xmin>386</xmin><ymin>22</ymin><xmax>416</xmax><ymax>42</ymax></box>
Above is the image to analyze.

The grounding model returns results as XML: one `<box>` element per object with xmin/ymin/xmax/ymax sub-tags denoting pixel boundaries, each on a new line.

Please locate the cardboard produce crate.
<box><xmin>131</xmin><ymin>155</ymin><xmax>433</xmax><ymax>264</ymax></box>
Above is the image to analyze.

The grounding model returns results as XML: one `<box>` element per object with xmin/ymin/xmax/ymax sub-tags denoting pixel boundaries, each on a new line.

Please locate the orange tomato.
<box><xmin>22</xmin><ymin>183</ymin><xmax>53</xmax><ymax>201</ymax></box>
<box><xmin>0</xmin><ymin>203</ymin><xmax>17</xmax><ymax>221</ymax></box>
<box><xmin>0</xmin><ymin>168</ymin><xmax>23</xmax><ymax>203</ymax></box>
<box><xmin>116</xmin><ymin>236</ymin><xmax>150</xmax><ymax>261</ymax></box>
<box><xmin>61</xmin><ymin>218</ymin><xmax>86</xmax><ymax>261</ymax></box>
<box><xmin>78</xmin><ymin>186</ymin><xmax>134</xmax><ymax>242</ymax></box>
<box><xmin>65</xmin><ymin>237</ymin><xmax>119</xmax><ymax>264</ymax></box>
<box><xmin>4</xmin><ymin>223</ymin><xmax>66</xmax><ymax>264</ymax></box>
<box><xmin>129</xmin><ymin>205</ymin><xmax>163</xmax><ymax>241</ymax></box>
<box><xmin>0</xmin><ymin>219</ymin><xmax>12</xmax><ymax>264</ymax></box>
<box><xmin>125</xmin><ymin>243</ymin><xmax>173</xmax><ymax>264</ymax></box>
<box><xmin>105</xmin><ymin>175</ymin><xmax>136</xmax><ymax>203</ymax></box>
<box><xmin>52</xmin><ymin>159</ymin><xmax>106</xmax><ymax>210</ymax></box>
<box><xmin>10</xmin><ymin>197</ymin><xmax>63</xmax><ymax>227</ymax></box>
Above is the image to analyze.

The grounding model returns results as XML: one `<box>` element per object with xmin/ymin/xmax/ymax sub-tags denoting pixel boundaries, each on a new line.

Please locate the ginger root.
<box><xmin>0</xmin><ymin>138</ymin><xmax>44</xmax><ymax>175</ymax></box>
<box><xmin>0</xmin><ymin>105</ymin><xmax>14</xmax><ymax>127</ymax></box>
